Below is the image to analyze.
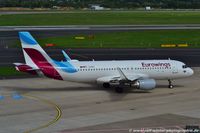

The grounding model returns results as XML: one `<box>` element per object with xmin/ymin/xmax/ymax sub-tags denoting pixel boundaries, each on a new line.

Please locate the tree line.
<box><xmin>0</xmin><ymin>0</ymin><xmax>200</xmax><ymax>9</ymax></box>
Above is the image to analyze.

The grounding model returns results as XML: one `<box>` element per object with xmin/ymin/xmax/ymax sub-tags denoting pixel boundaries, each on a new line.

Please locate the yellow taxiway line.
<box><xmin>23</xmin><ymin>94</ymin><xmax>62</xmax><ymax>133</ymax></box>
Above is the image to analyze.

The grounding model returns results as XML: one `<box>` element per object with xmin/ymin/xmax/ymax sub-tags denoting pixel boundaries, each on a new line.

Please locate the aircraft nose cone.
<box><xmin>188</xmin><ymin>68</ymin><xmax>194</xmax><ymax>76</ymax></box>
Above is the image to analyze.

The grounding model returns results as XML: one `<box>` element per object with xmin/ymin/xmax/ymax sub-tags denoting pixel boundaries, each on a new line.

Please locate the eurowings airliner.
<box><xmin>14</xmin><ymin>32</ymin><xmax>194</xmax><ymax>93</ymax></box>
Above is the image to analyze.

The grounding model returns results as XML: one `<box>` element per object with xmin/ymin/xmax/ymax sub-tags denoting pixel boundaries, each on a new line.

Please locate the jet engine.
<box><xmin>134</xmin><ymin>79</ymin><xmax>156</xmax><ymax>90</ymax></box>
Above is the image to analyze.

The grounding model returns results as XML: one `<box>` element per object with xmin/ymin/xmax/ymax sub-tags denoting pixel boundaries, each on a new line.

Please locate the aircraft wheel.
<box><xmin>103</xmin><ymin>83</ymin><xmax>110</xmax><ymax>88</ymax></box>
<box><xmin>168</xmin><ymin>85</ymin><xmax>174</xmax><ymax>89</ymax></box>
<box><xmin>168</xmin><ymin>79</ymin><xmax>174</xmax><ymax>89</ymax></box>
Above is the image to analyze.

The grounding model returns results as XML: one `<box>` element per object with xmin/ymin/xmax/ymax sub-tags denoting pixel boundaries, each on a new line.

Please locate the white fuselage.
<box><xmin>56</xmin><ymin>60</ymin><xmax>193</xmax><ymax>83</ymax></box>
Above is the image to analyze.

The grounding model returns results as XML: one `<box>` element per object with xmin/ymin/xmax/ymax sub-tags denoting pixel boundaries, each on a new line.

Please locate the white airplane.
<box><xmin>14</xmin><ymin>32</ymin><xmax>194</xmax><ymax>93</ymax></box>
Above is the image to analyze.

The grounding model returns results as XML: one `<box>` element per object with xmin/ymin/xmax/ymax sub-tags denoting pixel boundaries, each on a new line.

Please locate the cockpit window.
<box><xmin>182</xmin><ymin>65</ymin><xmax>187</xmax><ymax>68</ymax></box>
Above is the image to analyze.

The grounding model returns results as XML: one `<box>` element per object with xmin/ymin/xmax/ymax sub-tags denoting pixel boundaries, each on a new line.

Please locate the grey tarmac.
<box><xmin>0</xmin><ymin>68</ymin><xmax>200</xmax><ymax>133</ymax></box>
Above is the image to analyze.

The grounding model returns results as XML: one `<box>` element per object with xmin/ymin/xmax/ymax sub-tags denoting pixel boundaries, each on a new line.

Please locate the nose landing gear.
<box><xmin>168</xmin><ymin>79</ymin><xmax>174</xmax><ymax>89</ymax></box>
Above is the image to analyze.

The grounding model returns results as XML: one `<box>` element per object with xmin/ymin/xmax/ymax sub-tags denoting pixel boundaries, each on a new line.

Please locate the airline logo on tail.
<box><xmin>19</xmin><ymin>32</ymin><xmax>38</xmax><ymax>45</ymax></box>
<box><xmin>15</xmin><ymin>32</ymin><xmax>77</xmax><ymax>80</ymax></box>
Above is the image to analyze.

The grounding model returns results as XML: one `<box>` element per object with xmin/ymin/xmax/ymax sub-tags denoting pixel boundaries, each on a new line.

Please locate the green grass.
<box><xmin>25</xmin><ymin>30</ymin><xmax>200</xmax><ymax>48</ymax></box>
<box><xmin>2</xmin><ymin>11</ymin><xmax>200</xmax><ymax>25</ymax></box>
<box><xmin>0</xmin><ymin>67</ymin><xmax>24</xmax><ymax>76</ymax></box>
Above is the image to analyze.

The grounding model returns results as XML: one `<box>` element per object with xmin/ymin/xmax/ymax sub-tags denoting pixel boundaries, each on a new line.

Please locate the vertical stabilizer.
<box><xmin>19</xmin><ymin>32</ymin><xmax>53</xmax><ymax>66</ymax></box>
<box><xmin>18</xmin><ymin>31</ymin><xmax>63</xmax><ymax>80</ymax></box>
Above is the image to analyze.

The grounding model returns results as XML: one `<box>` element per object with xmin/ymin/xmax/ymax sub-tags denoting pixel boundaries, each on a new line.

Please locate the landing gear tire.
<box><xmin>103</xmin><ymin>83</ymin><xmax>110</xmax><ymax>88</ymax></box>
<box><xmin>168</xmin><ymin>85</ymin><xmax>174</xmax><ymax>89</ymax></box>
<box><xmin>115</xmin><ymin>87</ymin><xmax>124</xmax><ymax>93</ymax></box>
<box><xmin>168</xmin><ymin>79</ymin><xmax>174</xmax><ymax>89</ymax></box>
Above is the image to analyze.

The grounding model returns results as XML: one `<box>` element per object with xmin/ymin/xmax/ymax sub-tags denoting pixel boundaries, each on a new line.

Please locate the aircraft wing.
<box><xmin>62</xmin><ymin>50</ymin><xmax>71</xmax><ymax>61</ymax></box>
<box><xmin>97</xmin><ymin>74</ymin><xmax>146</xmax><ymax>83</ymax></box>
<box><xmin>97</xmin><ymin>67</ymin><xmax>149</xmax><ymax>84</ymax></box>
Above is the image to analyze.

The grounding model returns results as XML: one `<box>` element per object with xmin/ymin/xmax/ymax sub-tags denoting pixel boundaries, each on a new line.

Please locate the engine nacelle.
<box><xmin>134</xmin><ymin>79</ymin><xmax>156</xmax><ymax>90</ymax></box>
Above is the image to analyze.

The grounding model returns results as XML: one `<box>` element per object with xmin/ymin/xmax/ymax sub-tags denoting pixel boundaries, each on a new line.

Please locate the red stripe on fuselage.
<box><xmin>24</xmin><ymin>48</ymin><xmax>63</xmax><ymax>80</ymax></box>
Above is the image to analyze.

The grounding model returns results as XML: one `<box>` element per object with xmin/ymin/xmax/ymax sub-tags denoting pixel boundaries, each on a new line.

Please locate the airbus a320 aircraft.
<box><xmin>14</xmin><ymin>32</ymin><xmax>194</xmax><ymax>93</ymax></box>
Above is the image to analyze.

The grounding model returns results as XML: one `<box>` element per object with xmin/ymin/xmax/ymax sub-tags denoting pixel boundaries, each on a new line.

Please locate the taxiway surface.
<box><xmin>0</xmin><ymin>68</ymin><xmax>200</xmax><ymax>133</ymax></box>
<box><xmin>0</xmin><ymin>28</ymin><xmax>200</xmax><ymax>68</ymax></box>
<box><xmin>0</xmin><ymin>48</ymin><xmax>200</xmax><ymax>67</ymax></box>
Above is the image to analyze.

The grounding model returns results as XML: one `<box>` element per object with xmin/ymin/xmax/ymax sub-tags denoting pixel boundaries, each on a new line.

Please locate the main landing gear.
<box><xmin>168</xmin><ymin>79</ymin><xmax>174</xmax><ymax>89</ymax></box>
<box><xmin>103</xmin><ymin>83</ymin><xmax>110</xmax><ymax>88</ymax></box>
<box><xmin>103</xmin><ymin>83</ymin><xmax>124</xmax><ymax>93</ymax></box>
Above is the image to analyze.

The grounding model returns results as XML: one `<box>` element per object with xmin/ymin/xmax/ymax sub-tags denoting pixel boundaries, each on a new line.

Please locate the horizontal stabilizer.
<box><xmin>13</xmin><ymin>63</ymin><xmax>24</xmax><ymax>66</ymax></box>
<box><xmin>13</xmin><ymin>63</ymin><xmax>39</xmax><ymax>70</ymax></box>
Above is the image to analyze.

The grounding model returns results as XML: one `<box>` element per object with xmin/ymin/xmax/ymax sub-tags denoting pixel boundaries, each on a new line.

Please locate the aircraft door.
<box><xmin>172</xmin><ymin>66</ymin><xmax>178</xmax><ymax>74</ymax></box>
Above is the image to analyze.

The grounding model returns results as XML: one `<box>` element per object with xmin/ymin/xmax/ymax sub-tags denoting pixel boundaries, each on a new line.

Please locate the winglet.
<box><xmin>62</xmin><ymin>50</ymin><xmax>71</xmax><ymax>61</ymax></box>
<box><xmin>117</xmin><ymin>67</ymin><xmax>128</xmax><ymax>80</ymax></box>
